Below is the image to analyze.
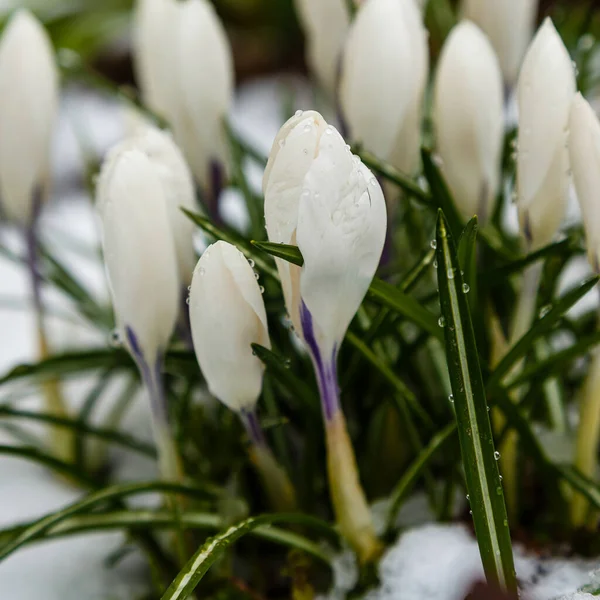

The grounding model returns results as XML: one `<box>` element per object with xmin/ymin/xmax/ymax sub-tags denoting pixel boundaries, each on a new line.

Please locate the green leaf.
<box><xmin>251</xmin><ymin>344</ymin><xmax>320</xmax><ymax>416</ymax></box>
<box><xmin>435</xmin><ymin>210</ymin><xmax>517</xmax><ymax>593</ymax></box>
<box><xmin>0</xmin><ymin>480</ymin><xmax>223</xmax><ymax>562</ymax></box>
<box><xmin>0</xmin><ymin>406</ymin><xmax>155</xmax><ymax>458</ymax></box>
<box><xmin>487</xmin><ymin>276</ymin><xmax>600</xmax><ymax>392</ymax></box>
<box><xmin>252</xmin><ymin>241</ymin><xmax>442</xmax><ymax>339</ymax></box>
<box><xmin>0</xmin><ymin>510</ymin><xmax>332</xmax><ymax>566</ymax></box>
<box><xmin>160</xmin><ymin>513</ymin><xmax>336</xmax><ymax>600</ymax></box>
<box><xmin>557</xmin><ymin>465</ymin><xmax>600</xmax><ymax>512</ymax></box>
<box><xmin>182</xmin><ymin>210</ymin><xmax>278</xmax><ymax>280</ymax></box>
<box><xmin>357</xmin><ymin>148</ymin><xmax>431</xmax><ymax>205</ymax></box>
<box><xmin>386</xmin><ymin>423</ymin><xmax>457</xmax><ymax>532</ymax></box>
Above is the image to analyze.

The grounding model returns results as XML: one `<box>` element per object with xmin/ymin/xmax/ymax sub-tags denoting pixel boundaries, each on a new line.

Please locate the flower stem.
<box><xmin>496</xmin><ymin>262</ymin><xmax>542</xmax><ymax>518</ymax></box>
<box><xmin>240</xmin><ymin>408</ymin><xmax>296</xmax><ymax>512</ymax></box>
<box><xmin>26</xmin><ymin>219</ymin><xmax>72</xmax><ymax>464</ymax></box>
<box><xmin>572</xmin><ymin>350</ymin><xmax>600</xmax><ymax>528</ymax></box>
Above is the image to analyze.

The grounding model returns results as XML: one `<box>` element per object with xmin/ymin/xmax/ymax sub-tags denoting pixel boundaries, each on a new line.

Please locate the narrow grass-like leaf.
<box><xmin>0</xmin><ymin>510</ymin><xmax>333</xmax><ymax>566</ymax></box>
<box><xmin>251</xmin><ymin>344</ymin><xmax>320</xmax><ymax>416</ymax></box>
<box><xmin>457</xmin><ymin>217</ymin><xmax>479</xmax><ymax>310</ymax></box>
<box><xmin>160</xmin><ymin>513</ymin><xmax>334</xmax><ymax>600</ymax></box>
<box><xmin>435</xmin><ymin>210</ymin><xmax>517</xmax><ymax>593</ymax></box>
<box><xmin>252</xmin><ymin>241</ymin><xmax>442</xmax><ymax>339</ymax></box>
<box><xmin>557</xmin><ymin>465</ymin><xmax>600</xmax><ymax>510</ymax></box>
<box><xmin>357</xmin><ymin>148</ymin><xmax>431</xmax><ymax>205</ymax></box>
<box><xmin>386</xmin><ymin>423</ymin><xmax>457</xmax><ymax>531</ymax></box>
<box><xmin>182</xmin><ymin>209</ymin><xmax>278</xmax><ymax>279</ymax></box>
<box><xmin>506</xmin><ymin>331</ymin><xmax>600</xmax><ymax>390</ymax></box>
<box><xmin>0</xmin><ymin>481</ymin><xmax>224</xmax><ymax>562</ymax></box>
<box><xmin>488</xmin><ymin>276</ymin><xmax>600</xmax><ymax>391</ymax></box>
<box><xmin>0</xmin><ymin>406</ymin><xmax>155</xmax><ymax>457</ymax></box>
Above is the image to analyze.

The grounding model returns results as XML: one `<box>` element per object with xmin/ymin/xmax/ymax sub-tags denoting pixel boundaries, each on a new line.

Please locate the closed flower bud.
<box><xmin>97</xmin><ymin>147</ymin><xmax>179</xmax><ymax>365</ymax></box>
<box><xmin>264</xmin><ymin>110</ymin><xmax>387</xmax><ymax>363</ymax></box>
<box><xmin>125</xmin><ymin>127</ymin><xmax>197</xmax><ymax>285</ymax></box>
<box><xmin>189</xmin><ymin>241</ymin><xmax>270</xmax><ymax>413</ymax></box>
<box><xmin>293</xmin><ymin>0</ymin><xmax>350</xmax><ymax>96</ymax></box>
<box><xmin>0</xmin><ymin>10</ymin><xmax>59</xmax><ymax>224</ymax></box>
<box><xmin>516</xmin><ymin>18</ymin><xmax>575</xmax><ymax>250</ymax></box>
<box><xmin>461</xmin><ymin>0</ymin><xmax>538</xmax><ymax>86</ymax></box>
<box><xmin>340</xmin><ymin>0</ymin><xmax>428</xmax><ymax>174</ymax></box>
<box><xmin>132</xmin><ymin>0</ymin><xmax>178</xmax><ymax>119</ymax></box>
<box><xmin>132</xmin><ymin>0</ymin><xmax>234</xmax><ymax>191</ymax></box>
<box><xmin>433</xmin><ymin>21</ymin><xmax>504</xmax><ymax>223</ymax></box>
<box><xmin>569</xmin><ymin>94</ymin><xmax>600</xmax><ymax>273</ymax></box>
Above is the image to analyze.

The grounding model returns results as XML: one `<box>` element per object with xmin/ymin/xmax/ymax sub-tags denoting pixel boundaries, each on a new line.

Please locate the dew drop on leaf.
<box><xmin>447</xmin><ymin>268</ymin><xmax>454</xmax><ymax>279</ymax></box>
<box><xmin>430</xmin><ymin>240</ymin><xmax>437</xmax><ymax>249</ymax></box>
<box><xmin>438</xmin><ymin>316</ymin><xmax>445</xmax><ymax>327</ymax></box>
<box><xmin>462</xmin><ymin>283</ymin><xmax>470</xmax><ymax>294</ymax></box>
<box><xmin>494</xmin><ymin>451</ymin><xmax>501</xmax><ymax>460</ymax></box>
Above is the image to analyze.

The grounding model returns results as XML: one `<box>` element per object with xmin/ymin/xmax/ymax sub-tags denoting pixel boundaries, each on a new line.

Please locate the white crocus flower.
<box><xmin>125</xmin><ymin>127</ymin><xmax>197</xmax><ymax>286</ymax></box>
<box><xmin>132</xmin><ymin>0</ymin><xmax>178</xmax><ymax>120</ymax></box>
<box><xmin>0</xmin><ymin>9</ymin><xmax>59</xmax><ymax>224</ymax></box>
<box><xmin>340</xmin><ymin>0</ymin><xmax>429</xmax><ymax>174</ymax></box>
<box><xmin>97</xmin><ymin>146</ymin><xmax>180</xmax><ymax>477</ymax></box>
<box><xmin>263</xmin><ymin>109</ymin><xmax>385</xmax><ymax>562</ymax></box>
<box><xmin>461</xmin><ymin>0</ymin><xmax>538</xmax><ymax>87</ymax></box>
<box><xmin>189</xmin><ymin>241</ymin><xmax>295</xmax><ymax>510</ymax></box>
<box><xmin>433</xmin><ymin>21</ymin><xmax>504</xmax><ymax>223</ymax></box>
<box><xmin>569</xmin><ymin>94</ymin><xmax>600</xmax><ymax>273</ymax></box>
<box><xmin>516</xmin><ymin>18</ymin><xmax>575</xmax><ymax>250</ymax></box>
<box><xmin>132</xmin><ymin>0</ymin><xmax>234</xmax><ymax>197</ymax></box>
<box><xmin>293</xmin><ymin>0</ymin><xmax>350</xmax><ymax>96</ymax></box>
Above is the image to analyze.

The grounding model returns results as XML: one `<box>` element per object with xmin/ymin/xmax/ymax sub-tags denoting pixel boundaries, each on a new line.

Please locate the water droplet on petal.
<box><xmin>248</xmin><ymin>259</ymin><xmax>255</xmax><ymax>268</ymax></box>
<box><xmin>304</xmin><ymin>124</ymin><xmax>312</xmax><ymax>133</ymax></box>
<box><xmin>259</xmin><ymin>286</ymin><xmax>265</xmax><ymax>294</ymax></box>
<box><xmin>295</xmin><ymin>109</ymin><xmax>303</xmax><ymax>117</ymax></box>
<box><xmin>325</xmin><ymin>127</ymin><xmax>333</xmax><ymax>135</ymax></box>
<box><xmin>199</xmin><ymin>267</ymin><xmax>206</xmax><ymax>276</ymax></box>
<box><xmin>494</xmin><ymin>451</ymin><xmax>501</xmax><ymax>460</ymax></box>
<box><xmin>254</xmin><ymin>273</ymin><xmax>260</xmax><ymax>280</ymax></box>
<box><xmin>109</xmin><ymin>329</ymin><xmax>121</xmax><ymax>348</ymax></box>
<box><xmin>186</xmin><ymin>297</ymin><xmax>191</xmax><ymax>305</ymax></box>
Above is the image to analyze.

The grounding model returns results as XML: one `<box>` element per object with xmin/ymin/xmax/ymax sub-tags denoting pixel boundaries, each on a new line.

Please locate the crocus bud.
<box><xmin>516</xmin><ymin>18</ymin><xmax>575</xmax><ymax>250</ymax></box>
<box><xmin>97</xmin><ymin>147</ymin><xmax>179</xmax><ymax>366</ymax></box>
<box><xmin>189</xmin><ymin>241</ymin><xmax>270</xmax><ymax>413</ymax></box>
<box><xmin>0</xmin><ymin>10</ymin><xmax>59</xmax><ymax>224</ymax></box>
<box><xmin>132</xmin><ymin>0</ymin><xmax>234</xmax><ymax>193</ymax></box>
<box><xmin>125</xmin><ymin>127</ymin><xmax>197</xmax><ymax>285</ymax></box>
<box><xmin>132</xmin><ymin>0</ymin><xmax>178</xmax><ymax>119</ymax></box>
<box><xmin>293</xmin><ymin>0</ymin><xmax>350</xmax><ymax>96</ymax></box>
<box><xmin>461</xmin><ymin>0</ymin><xmax>538</xmax><ymax>87</ymax></box>
<box><xmin>433</xmin><ymin>21</ymin><xmax>504</xmax><ymax>223</ymax></box>
<box><xmin>264</xmin><ymin>110</ymin><xmax>385</xmax><ymax>562</ymax></box>
<box><xmin>340</xmin><ymin>0</ymin><xmax>429</xmax><ymax>174</ymax></box>
<box><xmin>569</xmin><ymin>94</ymin><xmax>600</xmax><ymax>273</ymax></box>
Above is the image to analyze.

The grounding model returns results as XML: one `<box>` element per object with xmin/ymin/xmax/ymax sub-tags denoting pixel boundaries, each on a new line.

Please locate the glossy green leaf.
<box><xmin>435</xmin><ymin>210</ymin><xmax>517</xmax><ymax>593</ymax></box>
<box><xmin>488</xmin><ymin>276</ymin><xmax>600</xmax><ymax>392</ymax></box>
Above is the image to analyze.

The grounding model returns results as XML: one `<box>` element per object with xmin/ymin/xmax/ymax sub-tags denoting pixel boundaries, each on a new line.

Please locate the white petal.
<box><xmin>293</xmin><ymin>0</ymin><xmax>350</xmax><ymax>95</ymax></box>
<box><xmin>517</xmin><ymin>18</ymin><xmax>575</xmax><ymax>248</ymax></box>
<box><xmin>569</xmin><ymin>93</ymin><xmax>600</xmax><ymax>271</ymax></box>
<box><xmin>172</xmin><ymin>0</ymin><xmax>234</xmax><ymax>188</ymax></box>
<box><xmin>0</xmin><ymin>10</ymin><xmax>59</xmax><ymax>223</ymax></box>
<box><xmin>189</xmin><ymin>241</ymin><xmax>270</xmax><ymax>412</ymax></box>
<box><xmin>340</xmin><ymin>0</ymin><xmax>428</xmax><ymax>164</ymax></box>
<box><xmin>97</xmin><ymin>148</ymin><xmax>179</xmax><ymax>362</ymax></box>
<box><xmin>297</xmin><ymin>127</ymin><xmax>387</xmax><ymax>355</ymax></box>
<box><xmin>461</xmin><ymin>0</ymin><xmax>538</xmax><ymax>85</ymax></box>
<box><xmin>263</xmin><ymin>110</ymin><xmax>327</xmax><ymax>334</ymax></box>
<box><xmin>129</xmin><ymin>126</ymin><xmax>198</xmax><ymax>284</ymax></box>
<box><xmin>132</xmin><ymin>0</ymin><xmax>179</xmax><ymax>119</ymax></box>
<box><xmin>433</xmin><ymin>21</ymin><xmax>504</xmax><ymax>222</ymax></box>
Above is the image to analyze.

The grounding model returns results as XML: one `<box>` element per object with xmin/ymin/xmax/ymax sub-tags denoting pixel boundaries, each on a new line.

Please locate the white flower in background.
<box><xmin>132</xmin><ymin>0</ymin><xmax>234</xmax><ymax>193</ymax></box>
<box><xmin>124</xmin><ymin>127</ymin><xmax>198</xmax><ymax>285</ymax></box>
<box><xmin>132</xmin><ymin>0</ymin><xmax>178</xmax><ymax>119</ymax></box>
<box><xmin>97</xmin><ymin>147</ymin><xmax>179</xmax><ymax>367</ymax></box>
<box><xmin>516</xmin><ymin>18</ymin><xmax>575</xmax><ymax>250</ymax></box>
<box><xmin>263</xmin><ymin>110</ymin><xmax>387</xmax><ymax>371</ymax></box>
<box><xmin>433</xmin><ymin>21</ymin><xmax>504</xmax><ymax>223</ymax></box>
<box><xmin>461</xmin><ymin>0</ymin><xmax>538</xmax><ymax>86</ymax></box>
<box><xmin>264</xmin><ymin>110</ymin><xmax>385</xmax><ymax>562</ymax></box>
<box><xmin>0</xmin><ymin>10</ymin><xmax>59</xmax><ymax>224</ymax></box>
<box><xmin>189</xmin><ymin>241</ymin><xmax>270</xmax><ymax>413</ymax></box>
<box><xmin>293</xmin><ymin>0</ymin><xmax>350</xmax><ymax>96</ymax></box>
<box><xmin>569</xmin><ymin>93</ymin><xmax>600</xmax><ymax>272</ymax></box>
<box><xmin>340</xmin><ymin>0</ymin><xmax>429</xmax><ymax>174</ymax></box>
